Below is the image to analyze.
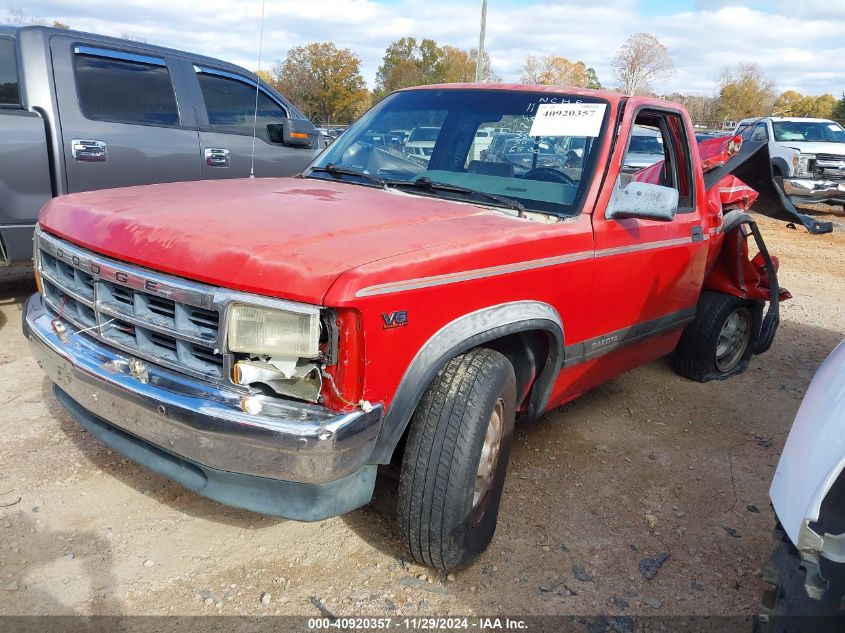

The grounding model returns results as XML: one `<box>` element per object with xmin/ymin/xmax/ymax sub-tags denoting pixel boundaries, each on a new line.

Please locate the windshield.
<box><xmin>772</xmin><ymin>121</ymin><xmax>845</xmax><ymax>143</ymax></box>
<box><xmin>307</xmin><ymin>88</ymin><xmax>610</xmax><ymax>216</ymax></box>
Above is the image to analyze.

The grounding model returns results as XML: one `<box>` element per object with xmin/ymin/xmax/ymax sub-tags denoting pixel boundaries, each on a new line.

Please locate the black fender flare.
<box><xmin>367</xmin><ymin>301</ymin><xmax>564</xmax><ymax>464</ymax></box>
<box><xmin>770</xmin><ymin>156</ymin><xmax>791</xmax><ymax>178</ymax></box>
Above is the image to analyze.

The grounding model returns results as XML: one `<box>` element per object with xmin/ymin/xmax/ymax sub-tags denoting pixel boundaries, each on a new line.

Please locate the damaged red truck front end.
<box><xmin>24</xmin><ymin>85</ymin><xmax>789</xmax><ymax>571</ymax></box>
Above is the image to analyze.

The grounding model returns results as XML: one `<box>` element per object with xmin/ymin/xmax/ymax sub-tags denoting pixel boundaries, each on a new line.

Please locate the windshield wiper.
<box><xmin>309</xmin><ymin>164</ymin><xmax>385</xmax><ymax>187</ymax></box>
<box><xmin>388</xmin><ymin>176</ymin><xmax>525</xmax><ymax>217</ymax></box>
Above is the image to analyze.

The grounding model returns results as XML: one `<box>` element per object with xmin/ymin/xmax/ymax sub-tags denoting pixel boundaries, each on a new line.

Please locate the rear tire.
<box><xmin>673</xmin><ymin>291</ymin><xmax>762</xmax><ymax>382</ymax></box>
<box><xmin>398</xmin><ymin>348</ymin><xmax>516</xmax><ymax>572</ymax></box>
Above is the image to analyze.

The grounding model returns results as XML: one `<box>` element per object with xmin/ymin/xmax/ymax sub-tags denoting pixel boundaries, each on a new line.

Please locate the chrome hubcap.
<box><xmin>715</xmin><ymin>307</ymin><xmax>751</xmax><ymax>371</ymax></box>
<box><xmin>474</xmin><ymin>398</ymin><xmax>504</xmax><ymax>509</ymax></box>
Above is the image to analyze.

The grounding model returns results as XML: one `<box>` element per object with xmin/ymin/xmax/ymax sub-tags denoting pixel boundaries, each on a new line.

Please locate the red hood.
<box><xmin>39</xmin><ymin>178</ymin><xmax>527</xmax><ymax>304</ymax></box>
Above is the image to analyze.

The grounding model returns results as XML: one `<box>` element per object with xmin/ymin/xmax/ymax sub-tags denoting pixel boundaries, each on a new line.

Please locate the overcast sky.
<box><xmin>8</xmin><ymin>0</ymin><xmax>845</xmax><ymax>97</ymax></box>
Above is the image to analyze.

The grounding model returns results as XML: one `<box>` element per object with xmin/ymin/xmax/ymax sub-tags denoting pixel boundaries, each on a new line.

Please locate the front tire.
<box><xmin>398</xmin><ymin>348</ymin><xmax>516</xmax><ymax>572</ymax></box>
<box><xmin>673</xmin><ymin>291</ymin><xmax>763</xmax><ymax>382</ymax></box>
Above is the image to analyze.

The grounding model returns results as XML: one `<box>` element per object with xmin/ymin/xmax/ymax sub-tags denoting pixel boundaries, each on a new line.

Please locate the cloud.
<box><xmin>8</xmin><ymin>0</ymin><xmax>844</xmax><ymax>97</ymax></box>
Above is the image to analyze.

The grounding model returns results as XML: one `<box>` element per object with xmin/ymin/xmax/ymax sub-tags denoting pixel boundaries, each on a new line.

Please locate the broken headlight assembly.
<box><xmin>227</xmin><ymin>303</ymin><xmax>328</xmax><ymax>403</ymax></box>
<box><xmin>793</xmin><ymin>153</ymin><xmax>813</xmax><ymax>178</ymax></box>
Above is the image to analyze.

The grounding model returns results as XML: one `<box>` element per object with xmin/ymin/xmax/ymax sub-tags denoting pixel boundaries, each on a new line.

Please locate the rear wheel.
<box><xmin>674</xmin><ymin>291</ymin><xmax>762</xmax><ymax>382</ymax></box>
<box><xmin>398</xmin><ymin>348</ymin><xmax>516</xmax><ymax>572</ymax></box>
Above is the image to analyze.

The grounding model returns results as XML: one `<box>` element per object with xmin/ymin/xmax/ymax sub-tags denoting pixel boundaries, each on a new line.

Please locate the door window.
<box><xmin>736</xmin><ymin>123</ymin><xmax>755</xmax><ymax>141</ymax></box>
<box><xmin>750</xmin><ymin>123</ymin><xmax>769</xmax><ymax>142</ymax></box>
<box><xmin>0</xmin><ymin>38</ymin><xmax>20</xmax><ymax>107</ymax></box>
<box><xmin>621</xmin><ymin>110</ymin><xmax>694</xmax><ymax>212</ymax></box>
<box><xmin>196</xmin><ymin>71</ymin><xmax>288</xmax><ymax>143</ymax></box>
<box><xmin>74</xmin><ymin>49</ymin><xmax>179</xmax><ymax>126</ymax></box>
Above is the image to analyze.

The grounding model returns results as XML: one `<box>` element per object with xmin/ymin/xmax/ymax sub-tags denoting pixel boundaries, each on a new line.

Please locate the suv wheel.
<box><xmin>673</xmin><ymin>291</ymin><xmax>763</xmax><ymax>382</ymax></box>
<box><xmin>398</xmin><ymin>348</ymin><xmax>516</xmax><ymax>572</ymax></box>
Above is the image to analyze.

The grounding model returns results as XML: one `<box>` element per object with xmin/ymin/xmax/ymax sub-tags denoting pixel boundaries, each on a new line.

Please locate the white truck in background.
<box><xmin>735</xmin><ymin>117</ymin><xmax>845</xmax><ymax>209</ymax></box>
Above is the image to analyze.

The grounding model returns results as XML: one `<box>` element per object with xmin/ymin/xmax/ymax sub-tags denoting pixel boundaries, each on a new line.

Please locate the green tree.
<box><xmin>585</xmin><ymin>66</ymin><xmax>602</xmax><ymax>89</ymax></box>
<box><xmin>773</xmin><ymin>91</ymin><xmax>835</xmax><ymax>118</ymax></box>
<box><xmin>439</xmin><ymin>45</ymin><xmax>473</xmax><ymax>83</ymax></box>
<box><xmin>716</xmin><ymin>63</ymin><xmax>776</xmax><ymax>120</ymax></box>
<box><xmin>438</xmin><ymin>46</ymin><xmax>499</xmax><ymax>83</ymax></box>
<box><xmin>810</xmin><ymin>94</ymin><xmax>837</xmax><ymax>118</ymax></box>
<box><xmin>272</xmin><ymin>42</ymin><xmax>369</xmax><ymax>125</ymax></box>
<box><xmin>833</xmin><ymin>93</ymin><xmax>845</xmax><ymax>120</ymax></box>
<box><xmin>373</xmin><ymin>38</ymin><xmax>498</xmax><ymax>103</ymax></box>
<box><xmin>373</xmin><ymin>37</ymin><xmax>439</xmax><ymax>101</ymax></box>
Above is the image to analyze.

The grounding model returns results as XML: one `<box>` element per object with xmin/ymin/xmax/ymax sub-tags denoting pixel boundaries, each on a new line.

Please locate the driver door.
<box><xmin>589</xmin><ymin>106</ymin><xmax>709</xmax><ymax>348</ymax></box>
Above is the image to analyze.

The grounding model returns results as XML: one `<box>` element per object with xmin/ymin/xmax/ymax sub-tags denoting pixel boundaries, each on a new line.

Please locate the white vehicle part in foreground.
<box><xmin>770</xmin><ymin>339</ymin><xmax>845</xmax><ymax>570</ymax></box>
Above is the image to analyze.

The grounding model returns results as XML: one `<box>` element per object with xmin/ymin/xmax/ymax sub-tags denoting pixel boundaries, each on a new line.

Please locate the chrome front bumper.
<box><xmin>24</xmin><ymin>293</ymin><xmax>383</xmax><ymax>487</ymax></box>
<box><xmin>782</xmin><ymin>178</ymin><xmax>845</xmax><ymax>204</ymax></box>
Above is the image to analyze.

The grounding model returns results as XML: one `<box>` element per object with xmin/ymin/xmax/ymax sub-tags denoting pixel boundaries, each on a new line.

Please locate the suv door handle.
<box><xmin>204</xmin><ymin>148</ymin><xmax>230</xmax><ymax>167</ymax></box>
<box><xmin>71</xmin><ymin>139</ymin><xmax>107</xmax><ymax>162</ymax></box>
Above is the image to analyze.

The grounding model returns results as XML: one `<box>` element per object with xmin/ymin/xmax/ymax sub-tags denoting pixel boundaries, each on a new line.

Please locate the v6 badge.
<box><xmin>382</xmin><ymin>311</ymin><xmax>408</xmax><ymax>329</ymax></box>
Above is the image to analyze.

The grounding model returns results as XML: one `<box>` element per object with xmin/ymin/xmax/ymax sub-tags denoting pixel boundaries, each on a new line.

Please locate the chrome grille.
<box><xmin>814</xmin><ymin>154</ymin><xmax>845</xmax><ymax>182</ymax></box>
<box><xmin>36</xmin><ymin>230</ymin><xmax>225</xmax><ymax>380</ymax></box>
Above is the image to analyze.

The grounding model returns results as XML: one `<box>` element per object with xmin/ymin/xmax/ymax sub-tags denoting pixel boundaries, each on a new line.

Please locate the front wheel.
<box><xmin>398</xmin><ymin>348</ymin><xmax>516</xmax><ymax>572</ymax></box>
<box><xmin>673</xmin><ymin>291</ymin><xmax>763</xmax><ymax>382</ymax></box>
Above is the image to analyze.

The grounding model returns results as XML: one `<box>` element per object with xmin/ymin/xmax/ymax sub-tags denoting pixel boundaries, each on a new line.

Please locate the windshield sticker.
<box><xmin>828</xmin><ymin>124</ymin><xmax>841</xmax><ymax>131</ymax></box>
<box><xmin>529</xmin><ymin>103</ymin><xmax>607</xmax><ymax>137</ymax></box>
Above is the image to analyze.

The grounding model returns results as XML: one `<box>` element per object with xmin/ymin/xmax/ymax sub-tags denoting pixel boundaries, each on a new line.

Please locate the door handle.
<box><xmin>71</xmin><ymin>139</ymin><xmax>107</xmax><ymax>162</ymax></box>
<box><xmin>204</xmin><ymin>148</ymin><xmax>230</xmax><ymax>167</ymax></box>
<box><xmin>691</xmin><ymin>226</ymin><xmax>704</xmax><ymax>242</ymax></box>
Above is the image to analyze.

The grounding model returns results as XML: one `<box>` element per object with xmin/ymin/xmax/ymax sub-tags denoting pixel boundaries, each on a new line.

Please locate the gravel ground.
<box><xmin>1</xmin><ymin>208</ymin><xmax>844</xmax><ymax>619</ymax></box>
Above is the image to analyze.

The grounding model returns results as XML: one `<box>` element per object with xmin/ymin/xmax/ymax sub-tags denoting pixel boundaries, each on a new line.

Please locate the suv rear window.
<box><xmin>74</xmin><ymin>52</ymin><xmax>179</xmax><ymax>126</ymax></box>
<box><xmin>0</xmin><ymin>38</ymin><xmax>20</xmax><ymax>107</ymax></box>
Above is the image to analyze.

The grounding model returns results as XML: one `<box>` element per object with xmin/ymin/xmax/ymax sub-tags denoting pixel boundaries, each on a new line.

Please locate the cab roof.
<box><xmin>401</xmin><ymin>82</ymin><xmax>629</xmax><ymax>106</ymax></box>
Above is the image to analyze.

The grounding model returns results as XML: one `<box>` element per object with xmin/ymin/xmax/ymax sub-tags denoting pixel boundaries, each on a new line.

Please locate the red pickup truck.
<box><xmin>24</xmin><ymin>84</ymin><xmax>787</xmax><ymax>572</ymax></box>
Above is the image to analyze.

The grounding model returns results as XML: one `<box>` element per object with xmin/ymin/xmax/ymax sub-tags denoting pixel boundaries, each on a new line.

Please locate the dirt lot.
<box><xmin>1</xmin><ymin>209</ymin><xmax>844</xmax><ymax>621</ymax></box>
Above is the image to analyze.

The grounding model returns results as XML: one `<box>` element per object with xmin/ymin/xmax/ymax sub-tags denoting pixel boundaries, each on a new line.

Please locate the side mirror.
<box><xmin>606</xmin><ymin>180</ymin><xmax>678</xmax><ymax>222</ymax></box>
<box><xmin>267</xmin><ymin>118</ymin><xmax>317</xmax><ymax>148</ymax></box>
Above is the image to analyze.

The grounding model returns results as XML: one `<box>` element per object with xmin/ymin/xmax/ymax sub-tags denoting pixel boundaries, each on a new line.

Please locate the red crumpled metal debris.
<box><xmin>632</xmin><ymin>134</ymin><xmax>788</xmax><ymax>303</ymax></box>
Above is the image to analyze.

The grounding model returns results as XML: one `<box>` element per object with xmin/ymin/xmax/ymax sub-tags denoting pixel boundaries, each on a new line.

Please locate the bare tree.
<box><xmin>120</xmin><ymin>32</ymin><xmax>148</xmax><ymax>43</ymax></box>
<box><xmin>6</xmin><ymin>6</ymin><xmax>47</xmax><ymax>25</ymax></box>
<box><xmin>6</xmin><ymin>6</ymin><xmax>69</xmax><ymax>28</ymax></box>
<box><xmin>520</xmin><ymin>55</ymin><xmax>543</xmax><ymax>84</ymax></box>
<box><xmin>520</xmin><ymin>54</ymin><xmax>601</xmax><ymax>88</ymax></box>
<box><xmin>611</xmin><ymin>33</ymin><xmax>673</xmax><ymax>95</ymax></box>
<box><xmin>665</xmin><ymin>93</ymin><xmax>719</xmax><ymax>123</ymax></box>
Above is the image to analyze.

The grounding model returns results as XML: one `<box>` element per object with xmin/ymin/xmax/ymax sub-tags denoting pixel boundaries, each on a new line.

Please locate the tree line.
<box><xmin>7</xmin><ymin>7</ymin><xmax>845</xmax><ymax>126</ymax></box>
<box><xmin>668</xmin><ymin>63</ymin><xmax>845</xmax><ymax>124</ymax></box>
<box><xmin>268</xmin><ymin>33</ymin><xmax>845</xmax><ymax>126</ymax></box>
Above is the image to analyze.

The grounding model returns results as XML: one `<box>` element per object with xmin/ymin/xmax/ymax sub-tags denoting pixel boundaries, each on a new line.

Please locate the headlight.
<box><xmin>795</xmin><ymin>154</ymin><xmax>813</xmax><ymax>178</ymax></box>
<box><xmin>227</xmin><ymin>304</ymin><xmax>320</xmax><ymax>358</ymax></box>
